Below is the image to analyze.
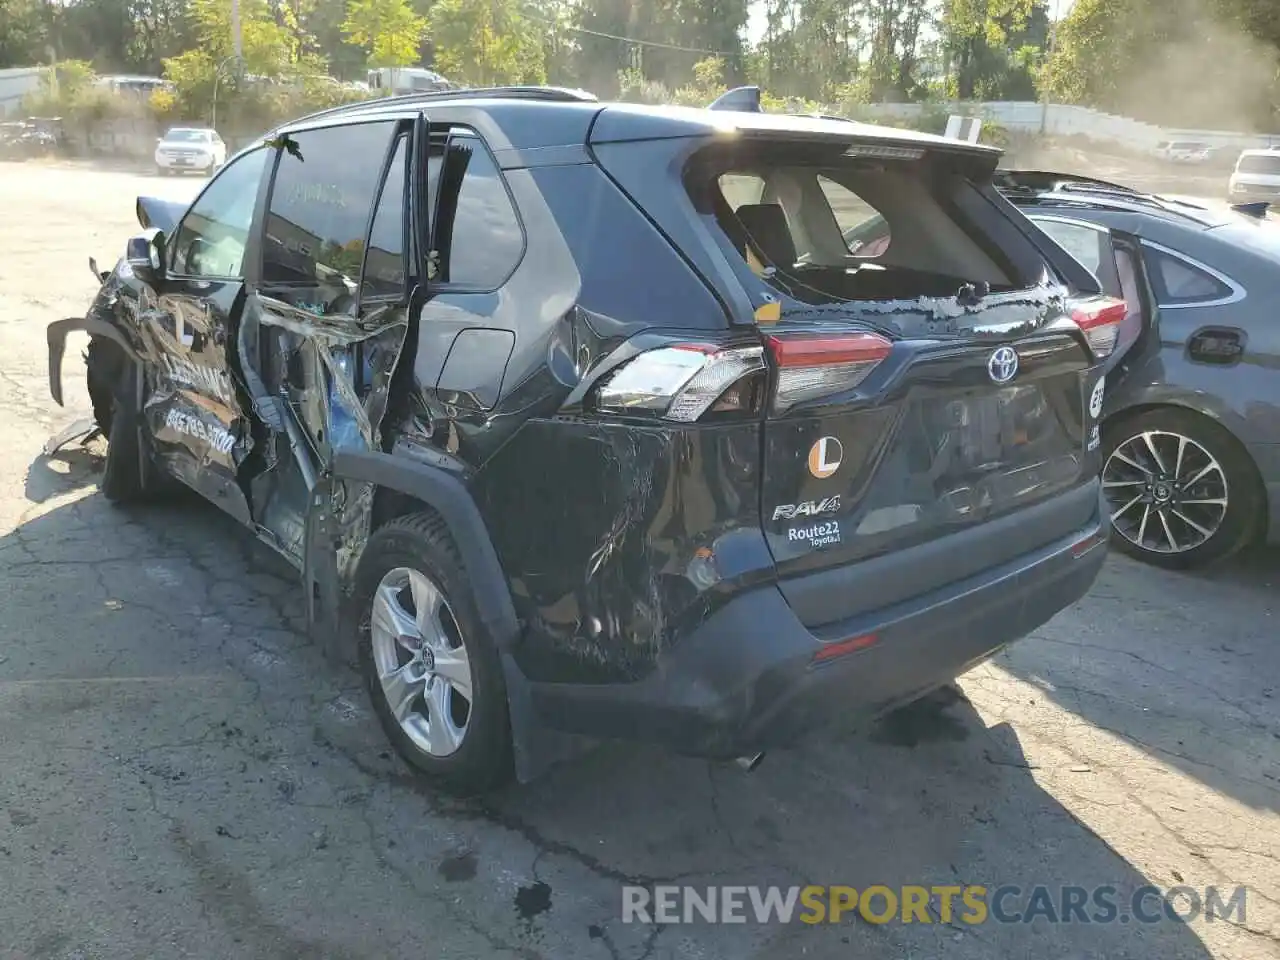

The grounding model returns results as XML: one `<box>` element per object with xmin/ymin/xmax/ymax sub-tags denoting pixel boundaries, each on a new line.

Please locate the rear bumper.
<box><xmin>155</xmin><ymin>155</ymin><xmax>214</xmax><ymax>171</ymax></box>
<box><xmin>527</xmin><ymin>489</ymin><xmax>1107</xmax><ymax>758</ymax></box>
<box><xmin>1228</xmin><ymin>186</ymin><xmax>1280</xmax><ymax>204</ymax></box>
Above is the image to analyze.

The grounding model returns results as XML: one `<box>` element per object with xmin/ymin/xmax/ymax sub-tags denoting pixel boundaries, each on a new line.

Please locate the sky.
<box><xmin>744</xmin><ymin>0</ymin><xmax>1077</xmax><ymax>49</ymax></box>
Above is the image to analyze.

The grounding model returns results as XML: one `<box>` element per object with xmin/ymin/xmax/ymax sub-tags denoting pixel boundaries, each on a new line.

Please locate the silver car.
<box><xmin>1000</xmin><ymin>171</ymin><xmax>1280</xmax><ymax>569</ymax></box>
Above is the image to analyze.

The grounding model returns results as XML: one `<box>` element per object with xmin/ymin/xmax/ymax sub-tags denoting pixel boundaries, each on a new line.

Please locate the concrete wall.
<box><xmin>857</xmin><ymin>100</ymin><xmax>1280</xmax><ymax>155</ymax></box>
<box><xmin>0</xmin><ymin>67</ymin><xmax>46</xmax><ymax>119</ymax></box>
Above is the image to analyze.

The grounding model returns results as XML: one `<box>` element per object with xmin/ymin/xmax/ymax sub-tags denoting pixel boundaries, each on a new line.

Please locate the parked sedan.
<box><xmin>996</xmin><ymin>171</ymin><xmax>1280</xmax><ymax>568</ymax></box>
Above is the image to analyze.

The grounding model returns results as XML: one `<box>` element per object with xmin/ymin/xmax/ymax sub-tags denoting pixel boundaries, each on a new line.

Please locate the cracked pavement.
<box><xmin>0</xmin><ymin>160</ymin><xmax>1277</xmax><ymax>960</ymax></box>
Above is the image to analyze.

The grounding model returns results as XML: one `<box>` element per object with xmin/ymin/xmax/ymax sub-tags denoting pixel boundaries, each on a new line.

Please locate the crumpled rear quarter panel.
<box><xmin>475</xmin><ymin>418</ymin><xmax>773</xmax><ymax>684</ymax></box>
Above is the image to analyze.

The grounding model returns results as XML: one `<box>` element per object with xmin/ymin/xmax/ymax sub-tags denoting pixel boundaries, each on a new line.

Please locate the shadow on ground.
<box><xmin>996</xmin><ymin>541</ymin><xmax>1280</xmax><ymax>816</ymax></box>
<box><xmin>0</xmin><ymin>449</ymin><xmax>1220</xmax><ymax>959</ymax></box>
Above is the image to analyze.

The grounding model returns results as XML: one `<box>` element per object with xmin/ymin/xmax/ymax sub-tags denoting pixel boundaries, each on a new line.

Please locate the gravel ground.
<box><xmin>0</xmin><ymin>159</ymin><xmax>1277</xmax><ymax>960</ymax></box>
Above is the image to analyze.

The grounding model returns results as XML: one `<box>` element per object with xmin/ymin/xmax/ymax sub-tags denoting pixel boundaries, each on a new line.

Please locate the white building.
<box><xmin>0</xmin><ymin>67</ymin><xmax>47</xmax><ymax>118</ymax></box>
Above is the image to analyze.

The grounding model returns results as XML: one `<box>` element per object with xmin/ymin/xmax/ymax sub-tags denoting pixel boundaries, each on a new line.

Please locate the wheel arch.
<box><xmin>321</xmin><ymin>451</ymin><xmax>559</xmax><ymax>783</ymax></box>
<box><xmin>328</xmin><ymin>450</ymin><xmax>519</xmax><ymax>647</ymax></box>
<box><xmin>1103</xmin><ymin>400</ymin><xmax>1269</xmax><ymax>545</ymax></box>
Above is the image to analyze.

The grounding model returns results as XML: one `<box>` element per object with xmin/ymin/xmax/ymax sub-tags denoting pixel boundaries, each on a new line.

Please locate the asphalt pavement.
<box><xmin>0</xmin><ymin>160</ymin><xmax>1276</xmax><ymax>960</ymax></box>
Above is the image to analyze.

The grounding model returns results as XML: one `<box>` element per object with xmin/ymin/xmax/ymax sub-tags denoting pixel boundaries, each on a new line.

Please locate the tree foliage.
<box><xmin>429</xmin><ymin>0</ymin><xmax>546</xmax><ymax>86</ymax></box>
<box><xmin>6</xmin><ymin>0</ymin><xmax>1280</xmax><ymax>135</ymax></box>
<box><xmin>1045</xmin><ymin>0</ymin><xmax>1280</xmax><ymax>129</ymax></box>
<box><xmin>342</xmin><ymin>0</ymin><xmax>424</xmax><ymax>67</ymax></box>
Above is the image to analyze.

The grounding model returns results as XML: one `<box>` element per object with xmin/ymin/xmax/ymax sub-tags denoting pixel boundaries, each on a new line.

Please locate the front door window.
<box><xmin>168</xmin><ymin>147</ymin><xmax>268</xmax><ymax>279</ymax></box>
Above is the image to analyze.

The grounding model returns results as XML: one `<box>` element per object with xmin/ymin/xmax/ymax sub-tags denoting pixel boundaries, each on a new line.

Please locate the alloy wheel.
<box><xmin>1103</xmin><ymin>429</ymin><xmax>1229</xmax><ymax>555</ymax></box>
<box><xmin>369</xmin><ymin>566</ymin><xmax>473</xmax><ymax>757</ymax></box>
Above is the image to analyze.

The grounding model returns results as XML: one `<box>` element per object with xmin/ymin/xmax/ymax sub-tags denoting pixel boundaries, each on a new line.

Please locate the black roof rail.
<box><xmin>289</xmin><ymin>85</ymin><xmax>598</xmax><ymax>126</ymax></box>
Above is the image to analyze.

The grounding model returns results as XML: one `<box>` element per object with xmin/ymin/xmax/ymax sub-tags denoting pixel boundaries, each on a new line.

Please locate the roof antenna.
<box><xmin>709</xmin><ymin>86</ymin><xmax>762</xmax><ymax>113</ymax></box>
<box><xmin>1232</xmin><ymin>201</ymin><xmax>1270</xmax><ymax>219</ymax></box>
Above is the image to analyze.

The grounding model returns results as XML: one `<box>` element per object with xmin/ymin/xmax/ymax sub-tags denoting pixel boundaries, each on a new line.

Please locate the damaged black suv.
<box><xmin>47</xmin><ymin>86</ymin><xmax>1115</xmax><ymax>792</ymax></box>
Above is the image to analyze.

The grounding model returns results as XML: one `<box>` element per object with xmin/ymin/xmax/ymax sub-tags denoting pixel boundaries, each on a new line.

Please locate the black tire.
<box><xmin>99</xmin><ymin>360</ymin><xmax>148</xmax><ymax>504</ymax></box>
<box><xmin>85</xmin><ymin>336</ymin><xmax>121</xmax><ymax>438</ymax></box>
<box><xmin>354</xmin><ymin>512</ymin><xmax>513</xmax><ymax>794</ymax></box>
<box><xmin>1102</xmin><ymin>407</ymin><xmax>1263</xmax><ymax>569</ymax></box>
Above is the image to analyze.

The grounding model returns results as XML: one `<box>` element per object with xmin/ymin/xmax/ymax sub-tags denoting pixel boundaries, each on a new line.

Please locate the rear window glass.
<box><xmin>1237</xmin><ymin>155</ymin><xmax>1280</xmax><ymax>175</ymax></box>
<box><xmin>690</xmin><ymin>141</ymin><xmax>1029</xmax><ymax>314</ymax></box>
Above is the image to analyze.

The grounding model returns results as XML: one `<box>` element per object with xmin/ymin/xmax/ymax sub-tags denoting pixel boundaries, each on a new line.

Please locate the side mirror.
<box><xmin>126</xmin><ymin>231</ymin><xmax>165</xmax><ymax>285</ymax></box>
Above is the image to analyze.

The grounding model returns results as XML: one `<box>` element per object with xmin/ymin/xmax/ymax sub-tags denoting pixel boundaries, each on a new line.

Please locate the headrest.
<box><xmin>735</xmin><ymin>203</ymin><xmax>797</xmax><ymax>268</ymax></box>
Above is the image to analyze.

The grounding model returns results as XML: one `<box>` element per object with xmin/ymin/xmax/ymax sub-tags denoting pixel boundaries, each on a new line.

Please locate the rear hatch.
<box><xmin>682</xmin><ymin>128</ymin><xmax>1121</xmax><ymax>625</ymax></box>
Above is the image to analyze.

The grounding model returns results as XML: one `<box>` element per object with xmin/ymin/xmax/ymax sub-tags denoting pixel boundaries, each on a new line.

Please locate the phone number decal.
<box><xmin>164</xmin><ymin>408</ymin><xmax>235</xmax><ymax>455</ymax></box>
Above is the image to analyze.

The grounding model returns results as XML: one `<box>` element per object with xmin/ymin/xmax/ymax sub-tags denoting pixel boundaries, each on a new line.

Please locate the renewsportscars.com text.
<box><xmin>621</xmin><ymin>884</ymin><xmax>1248</xmax><ymax>926</ymax></box>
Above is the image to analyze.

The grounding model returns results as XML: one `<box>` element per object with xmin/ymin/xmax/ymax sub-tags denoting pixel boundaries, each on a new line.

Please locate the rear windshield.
<box><xmin>165</xmin><ymin>129</ymin><xmax>209</xmax><ymax>142</ymax></box>
<box><xmin>1237</xmin><ymin>154</ymin><xmax>1280</xmax><ymax>175</ymax></box>
<box><xmin>687</xmin><ymin>140</ymin><xmax>1045</xmax><ymax>316</ymax></box>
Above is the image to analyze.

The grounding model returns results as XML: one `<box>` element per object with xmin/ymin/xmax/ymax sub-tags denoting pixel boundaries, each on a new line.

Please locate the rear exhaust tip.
<box><xmin>734</xmin><ymin>752</ymin><xmax>765</xmax><ymax>773</ymax></box>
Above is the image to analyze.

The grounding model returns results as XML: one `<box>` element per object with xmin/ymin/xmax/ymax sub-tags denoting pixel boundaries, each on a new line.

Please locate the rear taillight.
<box><xmin>1069</xmin><ymin>296</ymin><xmax>1128</xmax><ymax>359</ymax></box>
<box><xmin>765</xmin><ymin>332</ymin><xmax>893</xmax><ymax>412</ymax></box>
<box><xmin>592</xmin><ymin>344</ymin><xmax>766</xmax><ymax>422</ymax></box>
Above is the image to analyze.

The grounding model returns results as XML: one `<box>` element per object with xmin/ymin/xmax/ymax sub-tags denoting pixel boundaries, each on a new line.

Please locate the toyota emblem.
<box><xmin>987</xmin><ymin>346</ymin><xmax>1019</xmax><ymax>384</ymax></box>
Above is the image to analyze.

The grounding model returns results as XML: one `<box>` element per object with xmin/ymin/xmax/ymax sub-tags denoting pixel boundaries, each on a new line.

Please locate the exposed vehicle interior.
<box><xmin>697</xmin><ymin>149</ymin><xmax>1025</xmax><ymax>308</ymax></box>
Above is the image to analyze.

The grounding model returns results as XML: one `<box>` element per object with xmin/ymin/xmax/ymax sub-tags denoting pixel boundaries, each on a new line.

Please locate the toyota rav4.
<box><xmin>45</xmin><ymin>86</ymin><xmax>1113</xmax><ymax>792</ymax></box>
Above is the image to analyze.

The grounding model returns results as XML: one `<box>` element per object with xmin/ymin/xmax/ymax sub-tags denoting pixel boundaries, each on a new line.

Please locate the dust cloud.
<box><xmin>1099</xmin><ymin>1</ymin><xmax>1279</xmax><ymax>134</ymax></box>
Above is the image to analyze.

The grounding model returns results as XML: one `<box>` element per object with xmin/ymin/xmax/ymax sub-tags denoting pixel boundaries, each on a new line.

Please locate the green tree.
<box><xmin>186</xmin><ymin>0</ymin><xmax>297</xmax><ymax>73</ymax></box>
<box><xmin>1045</xmin><ymin>0</ymin><xmax>1280</xmax><ymax>129</ymax></box>
<box><xmin>429</xmin><ymin>0</ymin><xmax>546</xmax><ymax>85</ymax></box>
<box><xmin>0</xmin><ymin>0</ymin><xmax>51</xmax><ymax>69</ymax></box>
<box><xmin>572</xmin><ymin>0</ymin><xmax>746</xmax><ymax>97</ymax></box>
<box><xmin>342</xmin><ymin>0</ymin><xmax>426</xmax><ymax>68</ymax></box>
<box><xmin>942</xmin><ymin>0</ymin><xmax>1046</xmax><ymax>100</ymax></box>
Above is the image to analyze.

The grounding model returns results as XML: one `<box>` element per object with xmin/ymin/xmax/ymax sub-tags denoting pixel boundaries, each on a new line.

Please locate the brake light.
<box><xmin>812</xmin><ymin>632</ymin><xmax>879</xmax><ymax>665</ymax></box>
<box><xmin>1069</xmin><ymin>296</ymin><xmax>1127</xmax><ymax>359</ymax></box>
<box><xmin>592</xmin><ymin>344</ymin><xmax>766</xmax><ymax>422</ymax></box>
<box><xmin>765</xmin><ymin>332</ymin><xmax>893</xmax><ymax>412</ymax></box>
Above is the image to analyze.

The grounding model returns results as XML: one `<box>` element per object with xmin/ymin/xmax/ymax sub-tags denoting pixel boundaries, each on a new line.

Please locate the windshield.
<box><xmin>164</xmin><ymin>129</ymin><xmax>209</xmax><ymax>143</ymax></box>
<box><xmin>1237</xmin><ymin>155</ymin><xmax>1280</xmax><ymax>176</ymax></box>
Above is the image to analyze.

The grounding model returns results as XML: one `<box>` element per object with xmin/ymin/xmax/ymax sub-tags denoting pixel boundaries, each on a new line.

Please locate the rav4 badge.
<box><xmin>808</xmin><ymin>437</ymin><xmax>844</xmax><ymax>479</ymax></box>
<box><xmin>773</xmin><ymin>496</ymin><xmax>841</xmax><ymax>521</ymax></box>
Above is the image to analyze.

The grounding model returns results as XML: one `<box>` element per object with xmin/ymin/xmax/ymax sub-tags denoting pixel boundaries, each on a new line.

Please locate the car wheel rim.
<box><xmin>1103</xmin><ymin>429</ymin><xmax>1229</xmax><ymax>555</ymax></box>
<box><xmin>369</xmin><ymin>567</ymin><xmax>472</xmax><ymax>758</ymax></box>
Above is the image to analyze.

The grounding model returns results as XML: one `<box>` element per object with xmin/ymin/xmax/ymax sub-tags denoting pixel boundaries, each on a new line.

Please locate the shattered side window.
<box><xmin>261</xmin><ymin>120</ymin><xmax>398</xmax><ymax>289</ymax></box>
